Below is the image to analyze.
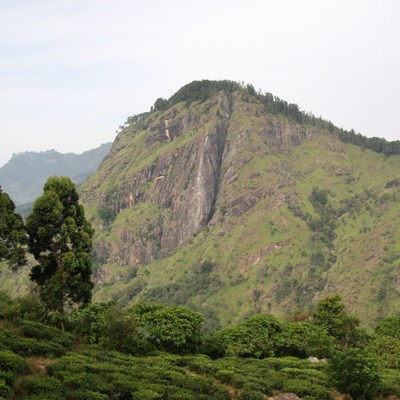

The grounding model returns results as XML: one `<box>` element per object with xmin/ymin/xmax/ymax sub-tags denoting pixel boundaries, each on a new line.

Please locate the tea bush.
<box><xmin>18</xmin><ymin>320</ymin><xmax>74</xmax><ymax>348</ymax></box>
<box><xmin>0</xmin><ymin>350</ymin><xmax>30</xmax><ymax>375</ymax></box>
<box><xmin>0</xmin><ymin>380</ymin><xmax>11</xmax><ymax>400</ymax></box>
<box><xmin>0</xmin><ymin>331</ymin><xmax>64</xmax><ymax>356</ymax></box>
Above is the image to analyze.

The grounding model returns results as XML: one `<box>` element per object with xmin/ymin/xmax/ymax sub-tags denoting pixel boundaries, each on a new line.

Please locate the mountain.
<box><xmin>0</xmin><ymin>143</ymin><xmax>112</xmax><ymax>205</ymax></box>
<box><xmin>4</xmin><ymin>80</ymin><xmax>399</xmax><ymax>330</ymax></box>
<box><xmin>77</xmin><ymin>81</ymin><xmax>400</xmax><ymax>328</ymax></box>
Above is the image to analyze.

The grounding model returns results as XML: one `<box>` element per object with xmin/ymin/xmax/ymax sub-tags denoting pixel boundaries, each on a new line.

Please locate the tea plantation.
<box><xmin>0</xmin><ymin>291</ymin><xmax>399</xmax><ymax>400</ymax></box>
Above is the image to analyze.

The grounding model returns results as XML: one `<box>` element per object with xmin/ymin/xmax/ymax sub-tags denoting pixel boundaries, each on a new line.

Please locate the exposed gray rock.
<box><xmin>85</xmin><ymin>92</ymin><xmax>313</xmax><ymax>267</ymax></box>
<box><xmin>269</xmin><ymin>394</ymin><xmax>301</xmax><ymax>400</ymax></box>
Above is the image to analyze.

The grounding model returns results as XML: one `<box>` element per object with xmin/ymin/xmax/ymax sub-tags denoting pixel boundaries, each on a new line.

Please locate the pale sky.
<box><xmin>1</xmin><ymin>0</ymin><xmax>399</xmax><ymax>167</ymax></box>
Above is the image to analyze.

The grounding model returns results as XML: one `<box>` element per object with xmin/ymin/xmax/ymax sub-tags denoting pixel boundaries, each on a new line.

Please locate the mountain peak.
<box><xmin>80</xmin><ymin>83</ymin><xmax>400</xmax><ymax>327</ymax></box>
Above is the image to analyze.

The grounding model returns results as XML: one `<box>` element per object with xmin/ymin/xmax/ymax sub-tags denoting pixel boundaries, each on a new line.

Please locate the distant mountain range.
<box><xmin>0</xmin><ymin>143</ymin><xmax>112</xmax><ymax>205</ymax></box>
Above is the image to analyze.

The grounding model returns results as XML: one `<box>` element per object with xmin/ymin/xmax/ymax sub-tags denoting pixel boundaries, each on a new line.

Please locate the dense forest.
<box><xmin>143</xmin><ymin>79</ymin><xmax>400</xmax><ymax>156</ymax></box>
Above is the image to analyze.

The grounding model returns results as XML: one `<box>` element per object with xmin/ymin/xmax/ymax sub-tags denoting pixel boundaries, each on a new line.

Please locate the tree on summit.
<box><xmin>153</xmin><ymin>97</ymin><xmax>168</xmax><ymax>111</ymax></box>
<box><xmin>26</xmin><ymin>177</ymin><xmax>94</xmax><ymax>329</ymax></box>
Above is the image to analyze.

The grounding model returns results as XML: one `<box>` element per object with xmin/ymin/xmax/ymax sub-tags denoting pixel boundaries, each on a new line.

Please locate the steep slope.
<box><xmin>0</xmin><ymin>143</ymin><xmax>112</xmax><ymax>205</ymax></box>
<box><xmin>79</xmin><ymin>83</ymin><xmax>400</xmax><ymax>328</ymax></box>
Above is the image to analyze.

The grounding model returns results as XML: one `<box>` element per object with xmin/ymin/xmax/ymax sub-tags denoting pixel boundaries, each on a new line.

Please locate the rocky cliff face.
<box><xmin>80</xmin><ymin>84</ymin><xmax>400</xmax><ymax>327</ymax></box>
<box><xmin>81</xmin><ymin>92</ymin><xmax>311</xmax><ymax>267</ymax></box>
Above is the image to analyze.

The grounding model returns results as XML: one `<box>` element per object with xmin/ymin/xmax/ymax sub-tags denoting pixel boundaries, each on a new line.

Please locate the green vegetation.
<box><xmin>312</xmin><ymin>293</ymin><xmax>365</xmax><ymax>350</ymax></box>
<box><xmin>77</xmin><ymin>80</ymin><xmax>400</xmax><ymax>328</ymax></box>
<box><xmin>132</xmin><ymin>304</ymin><xmax>204</xmax><ymax>353</ymax></box>
<box><xmin>147</xmin><ymin>80</ymin><xmax>400</xmax><ymax>156</ymax></box>
<box><xmin>0</xmin><ymin>143</ymin><xmax>112</xmax><ymax>206</ymax></box>
<box><xmin>0</xmin><ymin>187</ymin><xmax>26</xmax><ymax>268</ymax></box>
<box><xmin>374</xmin><ymin>316</ymin><xmax>400</xmax><ymax>338</ymax></box>
<box><xmin>0</xmin><ymin>291</ymin><xmax>399</xmax><ymax>400</ymax></box>
<box><xmin>2</xmin><ymin>81</ymin><xmax>400</xmax><ymax>399</ymax></box>
<box><xmin>206</xmin><ymin>314</ymin><xmax>283</xmax><ymax>358</ymax></box>
<box><xmin>26</xmin><ymin>177</ymin><xmax>94</xmax><ymax>329</ymax></box>
<box><xmin>328</xmin><ymin>349</ymin><xmax>381</xmax><ymax>399</ymax></box>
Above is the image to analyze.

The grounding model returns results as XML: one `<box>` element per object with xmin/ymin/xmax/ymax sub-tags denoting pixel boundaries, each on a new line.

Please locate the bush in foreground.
<box><xmin>328</xmin><ymin>348</ymin><xmax>381</xmax><ymax>399</ymax></box>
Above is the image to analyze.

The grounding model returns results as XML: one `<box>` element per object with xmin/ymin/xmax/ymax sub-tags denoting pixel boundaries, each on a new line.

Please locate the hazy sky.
<box><xmin>1</xmin><ymin>0</ymin><xmax>399</xmax><ymax>167</ymax></box>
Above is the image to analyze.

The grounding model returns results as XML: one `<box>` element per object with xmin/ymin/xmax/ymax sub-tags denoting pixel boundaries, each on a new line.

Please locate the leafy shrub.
<box><xmin>24</xmin><ymin>395</ymin><xmax>61</xmax><ymax>400</ymax></box>
<box><xmin>164</xmin><ymin>390</ymin><xmax>194</xmax><ymax>400</ymax></box>
<box><xmin>263</xmin><ymin>356</ymin><xmax>309</xmax><ymax>369</ymax></box>
<box><xmin>0</xmin><ymin>380</ymin><xmax>11</xmax><ymax>400</ymax></box>
<box><xmin>98</xmin><ymin>207</ymin><xmax>117</xmax><ymax>226</ymax></box>
<box><xmin>210</xmin><ymin>314</ymin><xmax>282</xmax><ymax>358</ymax></box>
<box><xmin>380</xmin><ymin>368</ymin><xmax>400</xmax><ymax>397</ymax></box>
<box><xmin>70</xmin><ymin>302</ymin><xmax>114</xmax><ymax>344</ymax></box>
<box><xmin>278</xmin><ymin>322</ymin><xmax>334</xmax><ymax>358</ymax></box>
<box><xmin>19</xmin><ymin>320</ymin><xmax>73</xmax><ymax>348</ymax></box>
<box><xmin>385</xmin><ymin>178</ymin><xmax>400</xmax><ymax>188</ymax></box>
<box><xmin>310</xmin><ymin>187</ymin><xmax>329</xmax><ymax>208</ymax></box>
<box><xmin>0</xmin><ymin>371</ymin><xmax>14</xmax><ymax>386</ymax></box>
<box><xmin>132</xmin><ymin>304</ymin><xmax>204</xmax><ymax>353</ymax></box>
<box><xmin>66</xmin><ymin>389</ymin><xmax>109</xmax><ymax>400</ymax></box>
<box><xmin>180</xmin><ymin>355</ymin><xmax>217</xmax><ymax>375</ymax></box>
<box><xmin>0</xmin><ymin>350</ymin><xmax>30</xmax><ymax>375</ymax></box>
<box><xmin>0</xmin><ymin>292</ymin><xmax>15</xmax><ymax>320</ymax></box>
<box><xmin>14</xmin><ymin>294</ymin><xmax>49</xmax><ymax>323</ymax></box>
<box><xmin>374</xmin><ymin>316</ymin><xmax>400</xmax><ymax>338</ymax></box>
<box><xmin>19</xmin><ymin>376</ymin><xmax>63</xmax><ymax>395</ymax></box>
<box><xmin>367</xmin><ymin>336</ymin><xmax>400</xmax><ymax>368</ymax></box>
<box><xmin>206</xmin><ymin>385</ymin><xmax>230</xmax><ymax>400</ymax></box>
<box><xmin>283</xmin><ymin>378</ymin><xmax>331</xmax><ymax>399</ymax></box>
<box><xmin>242</xmin><ymin>382</ymin><xmax>273</xmax><ymax>396</ymax></box>
<box><xmin>0</xmin><ymin>331</ymin><xmax>65</xmax><ymax>356</ymax></box>
<box><xmin>239</xmin><ymin>389</ymin><xmax>265</xmax><ymax>400</ymax></box>
<box><xmin>214</xmin><ymin>369</ymin><xmax>235</xmax><ymax>384</ymax></box>
<box><xmin>99</xmin><ymin>307</ymin><xmax>146</xmax><ymax>354</ymax></box>
<box><xmin>133</xmin><ymin>388</ymin><xmax>162</xmax><ymax>400</ymax></box>
<box><xmin>328</xmin><ymin>349</ymin><xmax>381</xmax><ymax>399</ymax></box>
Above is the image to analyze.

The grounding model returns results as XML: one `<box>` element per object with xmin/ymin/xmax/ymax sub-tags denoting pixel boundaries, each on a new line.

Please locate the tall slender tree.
<box><xmin>26</xmin><ymin>177</ymin><xmax>94</xmax><ymax>329</ymax></box>
<box><xmin>0</xmin><ymin>186</ymin><xmax>26</xmax><ymax>268</ymax></box>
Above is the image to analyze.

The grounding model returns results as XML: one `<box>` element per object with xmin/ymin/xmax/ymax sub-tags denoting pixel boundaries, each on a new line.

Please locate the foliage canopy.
<box><xmin>145</xmin><ymin>79</ymin><xmax>400</xmax><ymax>156</ymax></box>
<box><xmin>0</xmin><ymin>186</ymin><xmax>26</xmax><ymax>268</ymax></box>
<box><xmin>312</xmin><ymin>293</ymin><xmax>363</xmax><ymax>349</ymax></box>
<box><xmin>26</xmin><ymin>177</ymin><xmax>94</xmax><ymax>322</ymax></box>
<box><xmin>328</xmin><ymin>348</ymin><xmax>381</xmax><ymax>399</ymax></box>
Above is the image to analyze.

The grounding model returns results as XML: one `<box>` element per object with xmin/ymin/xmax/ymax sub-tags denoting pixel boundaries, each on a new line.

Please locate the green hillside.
<box><xmin>0</xmin><ymin>143</ymin><xmax>112</xmax><ymax>205</ymax></box>
<box><xmin>73</xmin><ymin>81</ymin><xmax>400</xmax><ymax>328</ymax></box>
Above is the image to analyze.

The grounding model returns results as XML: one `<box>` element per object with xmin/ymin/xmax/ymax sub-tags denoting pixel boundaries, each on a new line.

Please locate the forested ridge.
<box><xmin>145</xmin><ymin>79</ymin><xmax>400</xmax><ymax>155</ymax></box>
<box><xmin>0</xmin><ymin>143</ymin><xmax>112</xmax><ymax>206</ymax></box>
